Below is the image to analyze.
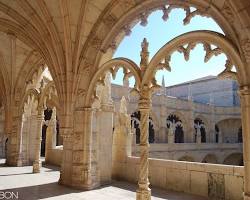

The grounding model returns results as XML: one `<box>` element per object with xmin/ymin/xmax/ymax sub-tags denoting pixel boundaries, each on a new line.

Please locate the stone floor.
<box><xmin>0</xmin><ymin>159</ymin><xmax>208</xmax><ymax>200</ymax></box>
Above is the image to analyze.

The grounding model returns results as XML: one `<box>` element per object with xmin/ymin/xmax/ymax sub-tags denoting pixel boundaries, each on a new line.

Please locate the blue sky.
<box><xmin>112</xmin><ymin>8</ymin><xmax>226</xmax><ymax>87</ymax></box>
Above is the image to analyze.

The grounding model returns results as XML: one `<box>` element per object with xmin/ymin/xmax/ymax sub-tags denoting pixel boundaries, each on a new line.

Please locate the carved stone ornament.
<box><xmin>241</xmin><ymin>39</ymin><xmax>250</xmax><ymax>64</ymax></box>
<box><xmin>217</xmin><ymin>59</ymin><xmax>237</xmax><ymax>80</ymax></box>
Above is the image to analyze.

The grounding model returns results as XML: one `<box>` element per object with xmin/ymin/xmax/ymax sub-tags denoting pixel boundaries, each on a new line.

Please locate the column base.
<box><xmin>33</xmin><ymin>160</ymin><xmax>42</xmax><ymax>173</ymax></box>
<box><xmin>136</xmin><ymin>188</ymin><xmax>151</xmax><ymax>200</ymax></box>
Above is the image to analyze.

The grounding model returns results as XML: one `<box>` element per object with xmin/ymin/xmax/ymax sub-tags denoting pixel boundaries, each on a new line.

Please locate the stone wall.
<box><xmin>113</xmin><ymin>156</ymin><xmax>244</xmax><ymax>200</ymax></box>
<box><xmin>111</xmin><ymin>84</ymin><xmax>241</xmax><ymax>144</ymax></box>
<box><xmin>132</xmin><ymin>143</ymin><xmax>243</xmax><ymax>164</ymax></box>
<box><xmin>166</xmin><ymin>76</ymin><xmax>239</xmax><ymax>107</ymax></box>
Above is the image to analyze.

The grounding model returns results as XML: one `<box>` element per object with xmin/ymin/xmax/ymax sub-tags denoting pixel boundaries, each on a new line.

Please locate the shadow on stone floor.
<box><xmin>0</xmin><ymin>182</ymin><xmax>82</xmax><ymax>200</ymax></box>
<box><xmin>108</xmin><ymin>181</ymin><xmax>208</xmax><ymax>200</ymax></box>
<box><xmin>0</xmin><ymin>181</ymin><xmax>208</xmax><ymax>200</ymax></box>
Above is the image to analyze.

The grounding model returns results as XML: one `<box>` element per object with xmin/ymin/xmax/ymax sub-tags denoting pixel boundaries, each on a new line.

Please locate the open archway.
<box><xmin>166</xmin><ymin>114</ymin><xmax>184</xmax><ymax>143</ymax></box>
<box><xmin>223</xmin><ymin>153</ymin><xmax>243</xmax><ymax>166</ymax></box>
<box><xmin>131</xmin><ymin>111</ymin><xmax>155</xmax><ymax>144</ymax></box>
<box><xmin>202</xmin><ymin>154</ymin><xmax>218</xmax><ymax>164</ymax></box>
<box><xmin>194</xmin><ymin>118</ymin><xmax>206</xmax><ymax>143</ymax></box>
<box><xmin>178</xmin><ymin>155</ymin><xmax>195</xmax><ymax>162</ymax></box>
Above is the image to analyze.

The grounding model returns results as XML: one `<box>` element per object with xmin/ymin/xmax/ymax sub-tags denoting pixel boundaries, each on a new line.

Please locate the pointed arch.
<box><xmin>85</xmin><ymin>57</ymin><xmax>141</xmax><ymax>107</ymax></box>
<box><xmin>143</xmin><ymin>31</ymin><xmax>247</xmax><ymax>86</ymax></box>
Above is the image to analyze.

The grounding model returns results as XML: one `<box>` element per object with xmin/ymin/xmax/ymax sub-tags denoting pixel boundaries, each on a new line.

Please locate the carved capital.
<box><xmin>101</xmin><ymin>104</ymin><xmax>114</xmax><ymax>112</ymax></box>
<box><xmin>239</xmin><ymin>85</ymin><xmax>250</xmax><ymax>96</ymax></box>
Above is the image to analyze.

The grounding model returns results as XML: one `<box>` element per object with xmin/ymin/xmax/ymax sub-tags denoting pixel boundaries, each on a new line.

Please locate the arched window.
<box><xmin>131</xmin><ymin>111</ymin><xmax>155</xmax><ymax>144</ymax></box>
<box><xmin>41</xmin><ymin>108</ymin><xmax>53</xmax><ymax>156</ymax></box>
<box><xmin>166</xmin><ymin>114</ymin><xmax>184</xmax><ymax>143</ymax></box>
<box><xmin>215</xmin><ymin>124</ymin><xmax>219</xmax><ymax>143</ymax></box>
<box><xmin>194</xmin><ymin>118</ymin><xmax>206</xmax><ymax>143</ymax></box>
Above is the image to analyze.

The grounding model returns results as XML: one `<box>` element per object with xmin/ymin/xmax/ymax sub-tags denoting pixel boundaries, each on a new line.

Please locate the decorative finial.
<box><xmin>140</xmin><ymin>38</ymin><xmax>149</xmax><ymax>72</ymax></box>
<box><xmin>162</xmin><ymin>75</ymin><xmax>166</xmax><ymax>88</ymax></box>
<box><xmin>161</xmin><ymin>75</ymin><xmax>166</xmax><ymax>95</ymax></box>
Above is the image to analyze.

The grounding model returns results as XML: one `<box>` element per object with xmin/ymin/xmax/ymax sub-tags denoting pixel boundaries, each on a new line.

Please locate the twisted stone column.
<box><xmin>240</xmin><ymin>86</ymin><xmax>250</xmax><ymax>200</ymax></box>
<box><xmin>136</xmin><ymin>87</ymin><xmax>151</xmax><ymax>200</ymax></box>
<box><xmin>33</xmin><ymin>110</ymin><xmax>44</xmax><ymax>173</ymax></box>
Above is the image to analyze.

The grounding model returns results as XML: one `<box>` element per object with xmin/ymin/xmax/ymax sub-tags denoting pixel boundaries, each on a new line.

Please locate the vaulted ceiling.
<box><xmin>0</xmin><ymin>0</ymin><xmax>249</xmax><ymax>110</ymax></box>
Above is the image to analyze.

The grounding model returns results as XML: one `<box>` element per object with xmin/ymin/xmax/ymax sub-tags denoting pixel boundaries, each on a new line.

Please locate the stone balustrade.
<box><xmin>113</xmin><ymin>156</ymin><xmax>244</xmax><ymax>200</ymax></box>
<box><xmin>133</xmin><ymin>143</ymin><xmax>243</xmax><ymax>163</ymax></box>
<box><xmin>41</xmin><ymin>143</ymin><xmax>244</xmax><ymax>199</ymax></box>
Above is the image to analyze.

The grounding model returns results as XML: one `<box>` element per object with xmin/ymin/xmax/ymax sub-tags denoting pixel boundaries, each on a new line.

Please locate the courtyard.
<box><xmin>0</xmin><ymin>159</ymin><xmax>207</xmax><ymax>200</ymax></box>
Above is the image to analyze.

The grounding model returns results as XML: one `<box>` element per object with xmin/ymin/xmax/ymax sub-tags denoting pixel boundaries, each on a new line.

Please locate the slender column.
<box><xmin>136</xmin><ymin>87</ymin><xmax>151</xmax><ymax>200</ymax></box>
<box><xmin>46</xmin><ymin>108</ymin><xmax>57</xmax><ymax>150</ymax></box>
<box><xmin>33</xmin><ymin>109</ymin><xmax>44</xmax><ymax>173</ymax></box>
<box><xmin>240</xmin><ymin>86</ymin><xmax>250</xmax><ymax>200</ymax></box>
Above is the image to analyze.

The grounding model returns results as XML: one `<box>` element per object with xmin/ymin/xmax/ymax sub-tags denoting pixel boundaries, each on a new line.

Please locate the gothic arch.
<box><xmin>178</xmin><ymin>155</ymin><xmax>195</xmax><ymax>162</ymax></box>
<box><xmin>167</xmin><ymin>111</ymin><xmax>187</xmax><ymax>131</ymax></box>
<box><xmin>223</xmin><ymin>153</ymin><xmax>243</xmax><ymax>166</ymax></box>
<box><xmin>166</xmin><ymin>113</ymin><xmax>185</xmax><ymax>143</ymax></box>
<box><xmin>0</xmin><ymin>20</ymin><xmax>61</xmax><ymax>92</ymax></box>
<box><xmin>202</xmin><ymin>154</ymin><xmax>218</xmax><ymax>164</ymax></box>
<box><xmin>19</xmin><ymin>88</ymin><xmax>40</xmax><ymax>116</ymax></box>
<box><xmin>143</xmin><ymin>31</ymin><xmax>246</xmax><ymax>86</ymax></box>
<box><xmin>194</xmin><ymin>114</ymin><xmax>210</xmax><ymax>130</ymax></box>
<box><xmin>131</xmin><ymin>110</ymin><xmax>155</xmax><ymax>144</ymax></box>
<box><xmin>38</xmin><ymin>82</ymin><xmax>59</xmax><ymax>112</ymax></box>
<box><xmin>77</xmin><ymin>0</ymin><xmax>249</xmax><ymax>109</ymax></box>
<box><xmin>84</xmin><ymin>0</ymin><xmax>243</xmax><ymax>74</ymax></box>
<box><xmin>14</xmin><ymin>51</ymin><xmax>44</xmax><ymax>101</ymax></box>
<box><xmin>216</xmin><ymin>118</ymin><xmax>242</xmax><ymax>143</ymax></box>
<box><xmin>194</xmin><ymin>117</ymin><xmax>207</xmax><ymax>143</ymax></box>
<box><xmin>85</xmin><ymin>58</ymin><xmax>141</xmax><ymax>107</ymax></box>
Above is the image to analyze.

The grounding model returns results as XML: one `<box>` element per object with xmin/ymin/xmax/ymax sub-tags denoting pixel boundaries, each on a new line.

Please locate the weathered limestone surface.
<box><xmin>113</xmin><ymin>156</ymin><xmax>244</xmax><ymax>200</ymax></box>
<box><xmin>0</xmin><ymin>1</ymin><xmax>250</xmax><ymax>199</ymax></box>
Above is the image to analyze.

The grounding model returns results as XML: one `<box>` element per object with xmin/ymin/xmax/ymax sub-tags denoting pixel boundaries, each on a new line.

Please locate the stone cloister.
<box><xmin>1</xmin><ymin>1</ymin><xmax>250</xmax><ymax>200</ymax></box>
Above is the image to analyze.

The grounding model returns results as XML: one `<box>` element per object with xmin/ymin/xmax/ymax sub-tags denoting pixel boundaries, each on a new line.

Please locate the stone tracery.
<box><xmin>0</xmin><ymin>1</ymin><xmax>250</xmax><ymax>200</ymax></box>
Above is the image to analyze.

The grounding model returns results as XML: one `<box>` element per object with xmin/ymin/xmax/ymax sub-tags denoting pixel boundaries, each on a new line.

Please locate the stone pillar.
<box><xmin>239</xmin><ymin>86</ymin><xmax>250</xmax><ymax>200</ymax></box>
<box><xmin>6</xmin><ymin>114</ymin><xmax>23</xmax><ymax>166</ymax></box>
<box><xmin>59</xmin><ymin>133</ymin><xmax>73</xmax><ymax>185</ymax></box>
<box><xmin>136</xmin><ymin>87</ymin><xmax>151</xmax><ymax>200</ymax></box>
<box><xmin>82</xmin><ymin>107</ymin><xmax>94</xmax><ymax>188</ymax></box>
<box><xmin>98</xmin><ymin>104</ymin><xmax>114</xmax><ymax>184</ymax></box>
<box><xmin>33</xmin><ymin>109</ymin><xmax>44</xmax><ymax>173</ymax></box>
<box><xmin>112</xmin><ymin>101</ymin><xmax>133</xmax><ymax>178</ymax></box>
<box><xmin>45</xmin><ymin>108</ymin><xmax>57</xmax><ymax>163</ymax></box>
<box><xmin>196</xmin><ymin>128</ymin><xmax>201</xmax><ymax>144</ymax></box>
<box><xmin>168</xmin><ymin>128</ymin><xmax>175</xmax><ymax>144</ymax></box>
